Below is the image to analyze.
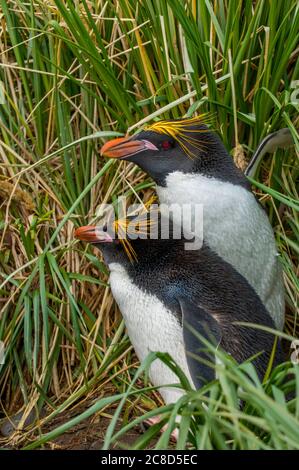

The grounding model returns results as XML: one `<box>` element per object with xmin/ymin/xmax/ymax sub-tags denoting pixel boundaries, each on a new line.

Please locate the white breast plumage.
<box><xmin>108</xmin><ymin>262</ymin><xmax>194</xmax><ymax>404</ymax></box>
<box><xmin>157</xmin><ymin>172</ymin><xmax>285</xmax><ymax>329</ymax></box>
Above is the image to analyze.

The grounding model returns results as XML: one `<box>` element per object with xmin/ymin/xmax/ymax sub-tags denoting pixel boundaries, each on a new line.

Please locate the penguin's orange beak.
<box><xmin>100</xmin><ymin>136</ymin><xmax>158</xmax><ymax>159</ymax></box>
<box><xmin>74</xmin><ymin>225</ymin><xmax>113</xmax><ymax>243</ymax></box>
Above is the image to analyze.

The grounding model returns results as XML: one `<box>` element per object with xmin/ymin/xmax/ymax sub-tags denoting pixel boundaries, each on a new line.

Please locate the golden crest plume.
<box><xmin>145</xmin><ymin>114</ymin><xmax>214</xmax><ymax>158</ymax></box>
<box><xmin>113</xmin><ymin>195</ymin><xmax>158</xmax><ymax>262</ymax></box>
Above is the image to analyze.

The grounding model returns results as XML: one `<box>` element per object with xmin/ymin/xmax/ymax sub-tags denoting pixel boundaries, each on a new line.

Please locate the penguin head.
<box><xmin>74</xmin><ymin>211</ymin><xmax>187</xmax><ymax>267</ymax></box>
<box><xmin>100</xmin><ymin>128</ymin><xmax>192</xmax><ymax>185</ymax></box>
<box><xmin>74</xmin><ymin>205</ymin><xmax>160</xmax><ymax>266</ymax></box>
<box><xmin>74</xmin><ymin>223</ymin><xmax>130</xmax><ymax>266</ymax></box>
<box><xmin>100</xmin><ymin>117</ymin><xmax>247</xmax><ymax>187</ymax></box>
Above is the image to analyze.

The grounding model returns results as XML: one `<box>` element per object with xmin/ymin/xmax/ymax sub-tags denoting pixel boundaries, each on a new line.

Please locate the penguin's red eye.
<box><xmin>161</xmin><ymin>140</ymin><xmax>173</xmax><ymax>150</ymax></box>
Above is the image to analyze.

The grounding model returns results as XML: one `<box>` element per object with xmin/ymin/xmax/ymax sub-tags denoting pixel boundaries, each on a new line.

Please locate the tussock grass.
<box><xmin>0</xmin><ymin>0</ymin><xmax>298</xmax><ymax>449</ymax></box>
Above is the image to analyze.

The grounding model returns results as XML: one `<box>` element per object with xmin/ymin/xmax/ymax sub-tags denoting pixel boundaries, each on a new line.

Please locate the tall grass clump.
<box><xmin>0</xmin><ymin>0</ymin><xmax>298</xmax><ymax>449</ymax></box>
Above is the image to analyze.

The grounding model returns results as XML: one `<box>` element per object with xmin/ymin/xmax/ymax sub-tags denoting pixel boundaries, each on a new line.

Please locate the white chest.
<box><xmin>108</xmin><ymin>263</ymin><xmax>193</xmax><ymax>403</ymax></box>
<box><xmin>157</xmin><ymin>172</ymin><xmax>284</xmax><ymax>329</ymax></box>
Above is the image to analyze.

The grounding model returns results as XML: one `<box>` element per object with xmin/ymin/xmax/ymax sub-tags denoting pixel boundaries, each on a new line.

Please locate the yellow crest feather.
<box><xmin>145</xmin><ymin>114</ymin><xmax>214</xmax><ymax>158</ymax></box>
<box><xmin>112</xmin><ymin>195</ymin><xmax>158</xmax><ymax>262</ymax></box>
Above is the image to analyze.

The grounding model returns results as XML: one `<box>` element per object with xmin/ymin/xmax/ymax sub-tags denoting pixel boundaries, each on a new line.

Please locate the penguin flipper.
<box><xmin>245</xmin><ymin>128</ymin><xmax>293</xmax><ymax>177</ymax></box>
<box><xmin>179</xmin><ymin>298</ymin><xmax>222</xmax><ymax>390</ymax></box>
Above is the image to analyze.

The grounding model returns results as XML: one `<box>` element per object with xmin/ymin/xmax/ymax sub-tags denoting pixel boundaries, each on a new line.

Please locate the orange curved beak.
<box><xmin>74</xmin><ymin>225</ymin><xmax>113</xmax><ymax>243</ymax></box>
<box><xmin>100</xmin><ymin>136</ymin><xmax>158</xmax><ymax>159</ymax></box>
